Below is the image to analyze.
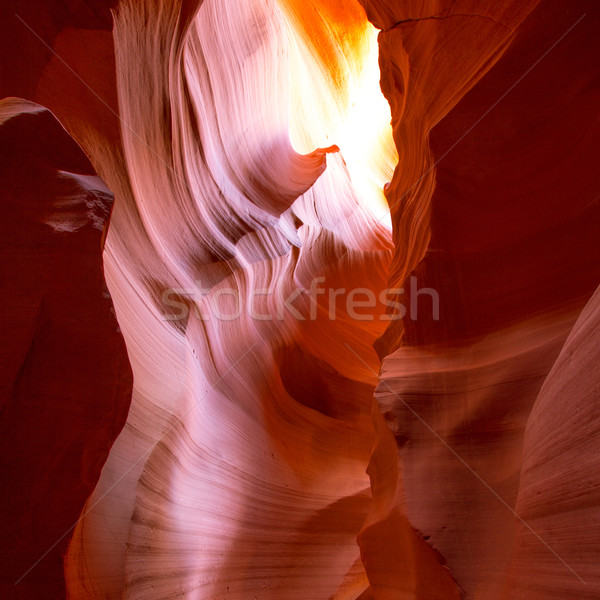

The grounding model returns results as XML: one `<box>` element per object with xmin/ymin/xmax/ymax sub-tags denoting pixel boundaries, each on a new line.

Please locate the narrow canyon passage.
<box><xmin>0</xmin><ymin>1</ymin><xmax>599</xmax><ymax>599</ymax></box>
<box><xmin>66</xmin><ymin>2</ymin><xmax>397</xmax><ymax>597</ymax></box>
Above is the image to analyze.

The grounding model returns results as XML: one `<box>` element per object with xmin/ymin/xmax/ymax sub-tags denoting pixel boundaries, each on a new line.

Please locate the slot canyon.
<box><xmin>0</xmin><ymin>0</ymin><xmax>599</xmax><ymax>598</ymax></box>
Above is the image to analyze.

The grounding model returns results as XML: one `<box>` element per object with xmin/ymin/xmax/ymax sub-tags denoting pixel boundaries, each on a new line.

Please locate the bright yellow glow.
<box><xmin>284</xmin><ymin>15</ymin><xmax>397</xmax><ymax>227</ymax></box>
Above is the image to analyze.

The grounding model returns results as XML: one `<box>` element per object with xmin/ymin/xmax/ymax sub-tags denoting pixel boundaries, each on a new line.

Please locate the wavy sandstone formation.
<box><xmin>1</xmin><ymin>0</ymin><xmax>599</xmax><ymax>599</ymax></box>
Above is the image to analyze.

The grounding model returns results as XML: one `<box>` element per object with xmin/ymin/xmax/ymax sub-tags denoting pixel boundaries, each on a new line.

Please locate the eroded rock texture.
<box><xmin>1</xmin><ymin>0</ymin><xmax>599</xmax><ymax>598</ymax></box>
<box><xmin>62</xmin><ymin>1</ymin><xmax>395</xmax><ymax>597</ymax></box>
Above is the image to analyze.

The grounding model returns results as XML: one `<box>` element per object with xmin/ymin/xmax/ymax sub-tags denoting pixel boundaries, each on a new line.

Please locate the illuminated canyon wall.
<box><xmin>1</xmin><ymin>0</ymin><xmax>599</xmax><ymax>599</ymax></box>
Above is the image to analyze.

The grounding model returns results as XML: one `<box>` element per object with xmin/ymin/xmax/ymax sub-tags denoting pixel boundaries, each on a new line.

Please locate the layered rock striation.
<box><xmin>1</xmin><ymin>0</ymin><xmax>599</xmax><ymax>598</ymax></box>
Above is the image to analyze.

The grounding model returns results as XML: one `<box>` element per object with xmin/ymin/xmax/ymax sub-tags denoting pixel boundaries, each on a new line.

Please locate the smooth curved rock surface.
<box><xmin>502</xmin><ymin>286</ymin><xmax>600</xmax><ymax>599</ymax></box>
<box><xmin>1</xmin><ymin>0</ymin><xmax>599</xmax><ymax>598</ymax></box>
<box><xmin>55</xmin><ymin>1</ymin><xmax>402</xmax><ymax>598</ymax></box>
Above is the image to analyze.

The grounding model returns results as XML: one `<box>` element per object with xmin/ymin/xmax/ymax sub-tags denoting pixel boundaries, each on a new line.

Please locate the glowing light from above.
<box><xmin>283</xmin><ymin>9</ymin><xmax>397</xmax><ymax>227</ymax></box>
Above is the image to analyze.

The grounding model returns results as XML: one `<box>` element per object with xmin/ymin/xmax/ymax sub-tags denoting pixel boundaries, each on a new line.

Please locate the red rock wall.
<box><xmin>361</xmin><ymin>0</ymin><xmax>600</xmax><ymax>597</ymax></box>
<box><xmin>0</xmin><ymin>98</ymin><xmax>132</xmax><ymax>599</ymax></box>
<box><xmin>504</xmin><ymin>286</ymin><xmax>600</xmax><ymax>599</ymax></box>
